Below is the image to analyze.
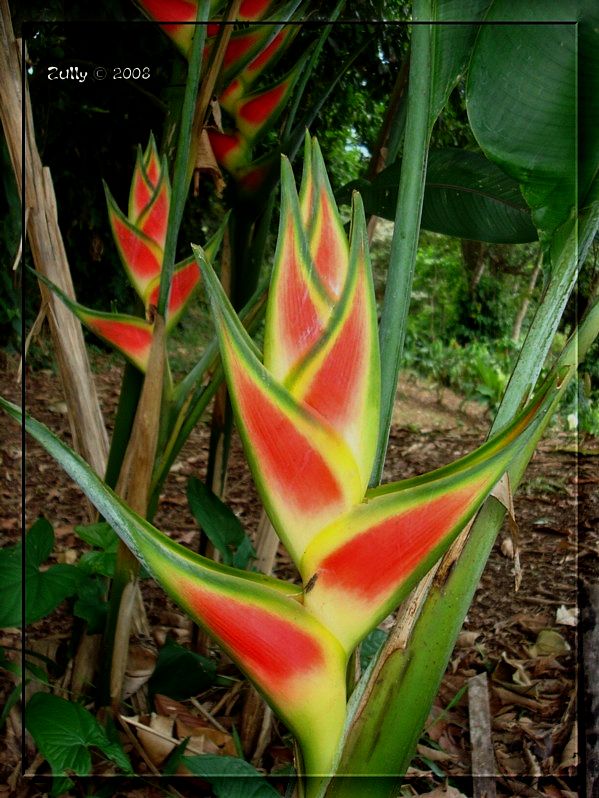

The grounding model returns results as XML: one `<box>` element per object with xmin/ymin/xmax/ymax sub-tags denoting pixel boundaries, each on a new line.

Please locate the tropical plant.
<box><xmin>2</xmin><ymin>0</ymin><xmax>597</xmax><ymax>794</ymax></box>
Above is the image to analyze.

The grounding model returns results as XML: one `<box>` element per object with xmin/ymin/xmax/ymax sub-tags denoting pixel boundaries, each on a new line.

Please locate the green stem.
<box><xmin>157</xmin><ymin>1</ymin><xmax>209</xmax><ymax>317</ymax></box>
<box><xmin>371</xmin><ymin>5</ymin><xmax>433</xmax><ymax>486</ymax></box>
<box><xmin>103</xmin><ymin>363</ymin><xmax>144</xmax><ymax>489</ymax></box>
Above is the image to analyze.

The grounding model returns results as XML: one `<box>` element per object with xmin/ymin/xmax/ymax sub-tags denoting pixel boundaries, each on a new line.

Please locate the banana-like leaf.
<box><xmin>195</xmin><ymin>244</ymin><xmax>363</xmax><ymax>566</ymax></box>
<box><xmin>286</xmin><ymin>191</ymin><xmax>380</xmax><ymax>491</ymax></box>
<box><xmin>301</xmin><ymin>374</ymin><xmax>558</xmax><ymax>653</ymax></box>
<box><xmin>2</xmin><ymin>398</ymin><xmax>347</xmax><ymax>777</ymax></box>
<box><xmin>467</xmin><ymin>3</ymin><xmax>577</xmax><ymax>236</ymax></box>
<box><xmin>341</xmin><ymin>149</ymin><xmax>538</xmax><ymax>244</ymax></box>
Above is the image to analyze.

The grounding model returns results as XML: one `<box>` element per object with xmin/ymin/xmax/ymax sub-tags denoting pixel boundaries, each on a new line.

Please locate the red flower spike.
<box><xmin>263</xmin><ymin>157</ymin><xmax>334</xmax><ymax>383</ymax></box>
<box><xmin>136</xmin><ymin>164</ymin><xmax>170</xmax><ymax>252</ymax></box>
<box><xmin>219</xmin><ymin>27</ymin><xmax>298</xmax><ymax>115</ymax></box>
<box><xmin>218</xmin><ymin>78</ymin><xmax>244</xmax><ymax>114</ymax></box>
<box><xmin>10</xmin><ymin>410</ymin><xmax>348</xmax><ymax>781</ymax></box>
<box><xmin>215</xmin><ymin>25</ymin><xmax>276</xmax><ymax>84</ymax></box>
<box><xmin>238</xmin><ymin>0</ymin><xmax>273</xmax><ymax>19</ymax></box>
<box><xmin>142</xmin><ymin>133</ymin><xmax>162</xmax><ymax>188</ymax></box>
<box><xmin>135</xmin><ymin>0</ymin><xmax>213</xmax><ymax>57</ymax></box>
<box><xmin>106</xmin><ymin>186</ymin><xmax>163</xmax><ymax>301</ymax></box>
<box><xmin>285</xmin><ymin>191</ymin><xmax>380</xmax><ymax>490</ymax></box>
<box><xmin>236</xmin><ymin>153</ymin><xmax>278</xmax><ymax>196</ymax></box>
<box><xmin>129</xmin><ymin>146</ymin><xmax>155</xmax><ymax>221</ymax></box>
<box><xmin>301</xmin><ymin>378</ymin><xmax>555</xmax><ymax>653</ymax></box>
<box><xmin>32</xmin><ymin>271</ymin><xmax>155</xmax><ymax>372</ymax></box>
<box><xmin>242</xmin><ymin>25</ymin><xmax>296</xmax><ymax>84</ymax></box>
<box><xmin>195</xmin><ymin>243</ymin><xmax>363</xmax><ymax>566</ymax></box>
<box><xmin>234</xmin><ymin>55</ymin><xmax>307</xmax><ymax>146</ymax></box>
<box><xmin>105</xmin><ymin>475</ymin><xmax>348</xmax><ymax>776</ymax></box>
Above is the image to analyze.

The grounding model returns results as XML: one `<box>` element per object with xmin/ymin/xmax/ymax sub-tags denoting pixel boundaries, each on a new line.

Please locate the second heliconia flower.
<box><xmin>45</xmin><ymin>135</ymin><xmax>219</xmax><ymax>372</ymax></box>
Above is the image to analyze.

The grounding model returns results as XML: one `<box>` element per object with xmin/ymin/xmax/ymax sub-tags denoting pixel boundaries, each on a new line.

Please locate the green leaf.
<box><xmin>25</xmin><ymin>693</ymin><xmax>132</xmax><ymax>792</ymax></box>
<box><xmin>73</xmin><ymin>577</ymin><xmax>108</xmax><ymax>634</ymax></box>
<box><xmin>428</xmin><ymin>0</ymin><xmax>493</xmax><ymax>124</ymax></box>
<box><xmin>466</xmin><ymin>3</ymin><xmax>577</xmax><ymax>236</ymax></box>
<box><xmin>341</xmin><ymin>149</ymin><xmax>537</xmax><ymax>243</ymax></box>
<box><xmin>74</xmin><ymin>521</ymin><xmax>117</xmax><ymax>550</ymax></box>
<box><xmin>187</xmin><ymin>477</ymin><xmax>256</xmax><ymax>568</ymax></box>
<box><xmin>0</xmin><ymin>538</ymin><xmax>21</xmax><ymax>628</ymax></box>
<box><xmin>579</xmin><ymin>4</ymin><xmax>599</xmax><ymax>205</ymax></box>
<box><xmin>183</xmin><ymin>754</ymin><xmax>281</xmax><ymax>797</ymax></box>
<box><xmin>148</xmin><ymin>637</ymin><xmax>216</xmax><ymax>701</ymax></box>
<box><xmin>0</xmin><ymin>517</ymin><xmax>82</xmax><ymax>627</ymax></box>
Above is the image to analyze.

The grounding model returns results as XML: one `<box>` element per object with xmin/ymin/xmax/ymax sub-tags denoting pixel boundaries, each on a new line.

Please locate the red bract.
<box><xmin>196</xmin><ymin>135</ymin><xmax>556</xmax><ymax>660</ymax></box>
<box><xmin>47</xmin><ymin>135</ymin><xmax>205</xmax><ymax>371</ymax></box>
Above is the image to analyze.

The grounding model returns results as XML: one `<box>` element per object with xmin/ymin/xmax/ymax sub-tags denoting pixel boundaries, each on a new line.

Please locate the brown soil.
<box><xmin>0</xmin><ymin>352</ymin><xmax>596</xmax><ymax>797</ymax></box>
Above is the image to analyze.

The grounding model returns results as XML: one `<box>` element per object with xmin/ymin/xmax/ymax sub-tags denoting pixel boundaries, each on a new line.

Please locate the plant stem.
<box><xmin>157</xmin><ymin>0</ymin><xmax>210</xmax><ymax>317</ymax></box>
<box><xmin>371</xmin><ymin>4</ymin><xmax>433</xmax><ymax>486</ymax></box>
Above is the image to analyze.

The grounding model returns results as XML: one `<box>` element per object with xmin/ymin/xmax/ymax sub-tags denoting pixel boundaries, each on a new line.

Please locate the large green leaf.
<box><xmin>342</xmin><ymin>149</ymin><xmax>537</xmax><ymax>243</ymax></box>
<box><xmin>466</xmin><ymin>3</ymin><xmax>577</xmax><ymax>236</ymax></box>
<box><xmin>579</xmin><ymin>4</ymin><xmax>599</xmax><ymax>205</ymax></box>
<box><xmin>0</xmin><ymin>517</ymin><xmax>82</xmax><ymax>628</ymax></box>
<box><xmin>25</xmin><ymin>693</ymin><xmax>132</xmax><ymax>793</ymax></box>
<box><xmin>428</xmin><ymin>0</ymin><xmax>493</xmax><ymax>124</ymax></box>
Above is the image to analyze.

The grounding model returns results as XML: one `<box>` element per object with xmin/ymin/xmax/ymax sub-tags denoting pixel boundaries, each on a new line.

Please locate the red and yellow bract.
<box><xmin>195</xmin><ymin>135</ymin><xmax>555</xmax><ymax>665</ymax></box>
<box><xmin>48</xmin><ymin>135</ymin><xmax>205</xmax><ymax>372</ymax></box>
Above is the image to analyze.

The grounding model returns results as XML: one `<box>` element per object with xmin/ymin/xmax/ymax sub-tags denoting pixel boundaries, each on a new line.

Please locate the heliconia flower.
<box><xmin>42</xmin><ymin>135</ymin><xmax>226</xmax><ymax>371</ymax></box>
<box><xmin>195</xmin><ymin>135</ymin><xmax>556</xmax><ymax>655</ymax></box>
<box><xmin>136</xmin><ymin>0</ymin><xmax>276</xmax><ymax>57</ymax></box>
<box><xmin>234</xmin><ymin>151</ymin><xmax>279</xmax><ymax>197</ymax></box>
<box><xmin>219</xmin><ymin>26</ymin><xmax>298</xmax><ymax>115</ymax></box>
<box><xmin>233</xmin><ymin>58</ymin><xmax>307</xmax><ymax>146</ymax></box>
<box><xmin>135</xmin><ymin>0</ymin><xmax>220</xmax><ymax>57</ymax></box>
<box><xmin>105</xmin><ymin>136</ymin><xmax>171</xmax><ymax>306</ymax></box>
<box><xmin>135</xmin><ymin>520</ymin><xmax>347</xmax><ymax>777</ymax></box>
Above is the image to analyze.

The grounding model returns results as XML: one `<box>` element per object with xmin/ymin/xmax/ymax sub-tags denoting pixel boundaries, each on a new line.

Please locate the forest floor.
<box><xmin>0</xmin><ymin>352</ymin><xmax>597</xmax><ymax>798</ymax></box>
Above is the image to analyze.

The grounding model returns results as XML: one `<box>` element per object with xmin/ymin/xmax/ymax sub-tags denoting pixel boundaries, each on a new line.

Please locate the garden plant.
<box><xmin>0</xmin><ymin>0</ymin><xmax>597</xmax><ymax>795</ymax></box>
